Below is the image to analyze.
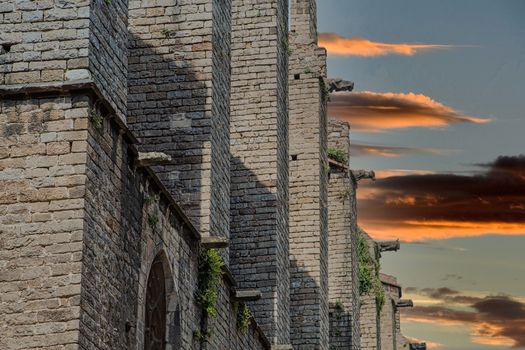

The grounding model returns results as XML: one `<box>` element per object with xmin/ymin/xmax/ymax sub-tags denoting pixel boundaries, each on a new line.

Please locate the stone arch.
<box><xmin>140</xmin><ymin>249</ymin><xmax>181</xmax><ymax>350</ymax></box>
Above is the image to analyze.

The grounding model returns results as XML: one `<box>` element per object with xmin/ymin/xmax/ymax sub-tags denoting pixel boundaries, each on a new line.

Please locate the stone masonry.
<box><xmin>229</xmin><ymin>0</ymin><xmax>290</xmax><ymax>344</ymax></box>
<box><xmin>0</xmin><ymin>0</ymin><xmax>420</xmax><ymax>349</ymax></box>
<box><xmin>327</xmin><ymin>120</ymin><xmax>360</xmax><ymax>350</ymax></box>
<box><xmin>288</xmin><ymin>0</ymin><xmax>330</xmax><ymax>348</ymax></box>
<box><xmin>127</xmin><ymin>0</ymin><xmax>232</xmax><ymax>243</ymax></box>
<box><xmin>380</xmin><ymin>274</ymin><xmax>401</xmax><ymax>350</ymax></box>
<box><xmin>359</xmin><ymin>232</ymin><xmax>382</xmax><ymax>350</ymax></box>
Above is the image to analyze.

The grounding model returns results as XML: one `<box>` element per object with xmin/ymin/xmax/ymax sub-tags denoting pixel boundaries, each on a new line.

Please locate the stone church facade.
<box><xmin>0</xmin><ymin>0</ymin><xmax>421</xmax><ymax>349</ymax></box>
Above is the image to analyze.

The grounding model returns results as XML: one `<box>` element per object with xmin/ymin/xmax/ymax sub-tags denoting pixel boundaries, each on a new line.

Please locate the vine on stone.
<box><xmin>357</xmin><ymin>228</ymin><xmax>385</xmax><ymax>313</ymax></box>
<box><xmin>235</xmin><ymin>302</ymin><xmax>253</xmax><ymax>333</ymax></box>
<box><xmin>196</xmin><ymin>248</ymin><xmax>225</xmax><ymax>317</ymax></box>
<box><xmin>327</xmin><ymin>147</ymin><xmax>347</xmax><ymax>165</ymax></box>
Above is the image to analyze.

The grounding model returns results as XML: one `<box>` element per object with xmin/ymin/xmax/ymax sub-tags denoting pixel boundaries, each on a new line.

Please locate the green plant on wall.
<box><xmin>88</xmin><ymin>108</ymin><xmax>103</xmax><ymax>130</ymax></box>
<box><xmin>144</xmin><ymin>193</ymin><xmax>160</xmax><ymax>206</ymax></box>
<box><xmin>148</xmin><ymin>214</ymin><xmax>159</xmax><ymax>228</ymax></box>
<box><xmin>357</xmin><ymin>228</ymin><xmax>385</xmax><ymax>313</ymax></box>
<box><xmin>338</xmin><ymin>186</ymin><xmax>353</xmax><ymax>201</ymax></box>
<box><xmin>235</xmin><ymin>302</ymin><xmax>253</xmax><ymax>333</ymax></box>
<box><xmin>327</xmin><ymin>147</ymin><xmax>347</xmax><ymax>165</ymax></box>
<box><xmin>196</xmin><ymin>248</ymin><xmax>225</xmax><ymax>317</ymax></box>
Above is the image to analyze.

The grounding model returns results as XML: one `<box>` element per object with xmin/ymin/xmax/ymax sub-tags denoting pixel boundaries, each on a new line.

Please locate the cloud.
<box><xmin>358</xmin><ymin>155</ymin><xmax>525</xmax><ymax>241</ymax></box>
<box><xmin>328</xmin><ymin>91</ymin><xmax>490</xmax><ymax>132</ymax></box>
<box><xmin>351</xmin><ymin>142</ymin><xmax>451</xmax><ymax>158</ymax></box>
<box><xmin>318</xmin><ymin>33</ymin><xmax>454</xmax><ymax>57</ymax></box>
<box><xmin>441</xmin><ymin>273</ymin><xmax>464</xmax><ymax>282</ymax></box>
<box><xmin>403</xmin><ymin>295</ymin><xmax>525</xmax><ymax>347</ymax></box>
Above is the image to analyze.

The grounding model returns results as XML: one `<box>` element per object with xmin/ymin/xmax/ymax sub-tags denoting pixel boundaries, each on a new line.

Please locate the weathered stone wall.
<box><xmin>379</xmin><ymin>274</ymin><xmax>404</xmax><ymax>350</ymax></box>
<box><xmin>229</xmin><ymin>0</ymin><xmax>290</xmax><ymax>344</ymax></box>
<box><xmin>289</xmin><ymin>0</ymin><xmax>330</xmax><ymax>348</ymax></box>
<box><xmin>379</xmin><ymin>299</ymin><xmax>396</xmax><ymax>350</ymax></box>
<box><xmin>360</xmin><ymin>233</ymin><xmax>382</xmax><ymax>350</ymax></box>
<box><xmin>0</xmin><ymin>1</ymin><xmax>90</xmax><ymax>86</ymax></box>
<box><xmin>0</xmin><ymin>93</ymin><xmax>90</xmax><ymax>350</ymax></box>
<box><xmin>81</xmin><ymin>105</ymin><xmax>270</xmax><ymax>350</ymax></box>
<box><xmin>0</xmin><ymin>0</ymin><xmax>127</xmax><ymax>118</ymax></box>
<box><xmin>88</xmin><ymin>0</ymin><xmax>128</xmax><ymax>117</ymax></box>
<box><xmin>327</xmin><ymin>120</ymin><xmax>360</xmax><ymax>350</ymax></box>
<box><xmin>360</xmin><ymin>293</ymin><xmax>381</xmax><ymax>350</ymax></box>
<box><xmin>127</xmin><ymin>0</ymin><xmax>232</xmax><ymax>242</ymax></box>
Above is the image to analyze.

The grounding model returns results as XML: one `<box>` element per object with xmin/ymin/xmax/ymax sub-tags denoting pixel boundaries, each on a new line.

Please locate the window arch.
<box><xmin>144</xmin><ymin>255</ymin><xmax>167</xmax><ymax>350</ymax></box>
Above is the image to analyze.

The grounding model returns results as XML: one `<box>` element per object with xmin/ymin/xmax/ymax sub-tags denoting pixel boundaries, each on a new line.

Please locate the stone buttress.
<box><xmin>229</xmin><ymin>0</ymin><xmax>290</xmax><ymax>345</ymax></box>
<box><xmin>327</xmin><ymin>120</ymin><xmax>360</xmax><ymax>350</ymax></box>
<box><xmin>127</xmin><ymin>0</ymin><xmax>232</xmax><ymax>244</ymax></box>
<box><xmin>288</xmin><ymin>0</ymin><xmax>330</xmax><ymax>348</ymax></box>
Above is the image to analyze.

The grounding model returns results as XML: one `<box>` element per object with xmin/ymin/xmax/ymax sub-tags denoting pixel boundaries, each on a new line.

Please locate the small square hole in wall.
<box><xmin>1</xmin><ymin>43</ymin><xmax>12</xmax><ymax>54</ymax></box>
<box><xmin>291</xmin><ymin>154</ymin><xmax>298</xmax><ymax>161</ymax></box>
<box><xmin>294</xmin><ymin>73</ymin><xmax>300</xmax><ymax>80</ymax></box>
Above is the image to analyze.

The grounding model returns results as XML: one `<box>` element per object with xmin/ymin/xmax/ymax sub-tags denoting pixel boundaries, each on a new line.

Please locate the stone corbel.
<box><xmin>136</xmin><ymin>152</ymin><xmax>172</xmax><ymax>167</ymax></box>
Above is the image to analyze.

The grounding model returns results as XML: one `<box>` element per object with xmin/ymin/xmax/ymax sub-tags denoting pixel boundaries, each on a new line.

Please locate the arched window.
<box><xmin>144</xmin><ymin>256</ymin><xmax>167</xmax><ymax>350</ymax></box>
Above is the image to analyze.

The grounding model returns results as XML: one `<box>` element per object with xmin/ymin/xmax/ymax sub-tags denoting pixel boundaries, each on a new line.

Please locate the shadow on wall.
<box><xmin>81</xmin><ymin>106</ymin><xmax>146</xmax><ymax>349</ymax></box>
<box><xmin>127</xmin><ymin>33</ymin><xmax>206</xmax><ymax>228</ymax></box>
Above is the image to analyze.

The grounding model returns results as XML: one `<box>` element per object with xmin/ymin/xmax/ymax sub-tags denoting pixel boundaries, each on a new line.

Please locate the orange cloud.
<box><xmin>364</xmin><ymin>220</ymin><xmax>525</xmax><ymax>242</ymax></box>
<box><xmin>358</xmin><ymin>155</ymin><xmax>525</xmax><ymax>241</ymax></box>
<box><xmin>319</xmin><ymin>33</ymin><xmax>454</xmax><ymax>57</ymax></box>
<box><xmin>329</xmin><ymin>91</ymin><xmax>490</xmax><ymax>132</ymax></box>
<box><xmin>351</xmin><ymin>143</ymin><xmax>452</xmax><ymax>158</ymax></box>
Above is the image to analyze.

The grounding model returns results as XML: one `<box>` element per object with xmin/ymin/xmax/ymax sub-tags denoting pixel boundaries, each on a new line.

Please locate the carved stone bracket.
<box><xmin>233</xmin><ymin>289</ymin><xmax>262</xmax><ymax>302</ymax></box>
<box><xmin>378</xmin><ymin>240</ymin><xmax>400</xmax><ymax>252</ymax></box>
<box><xmin>397</xmin><ymin>299</ymin><xmax>414</xmax><ymax>308</ymax></box>
<box><xmin>201</xmin><ymin>236</ymin><xmax>229</xmax><ymax>249</ymax></box>
<box><xmin>351</xmin><ymin>169</ymin><xmax>376</xmax><ymax>181</ymax></box>
<box><xmin>136</xmin><ymin>152</ymin><xmax>172</xmax><ymax>167</ymax></box>
<box><xmin>325</xmin><ymin>78</ymin><xmax>354</xmax><ymax>92</ymax></box>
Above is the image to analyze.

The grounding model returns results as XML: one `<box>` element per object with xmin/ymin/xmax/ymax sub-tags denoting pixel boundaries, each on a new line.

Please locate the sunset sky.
<box><xmin>318</xmin><ymin>0</ymin><xmax>525</xmax><ymax>348</ymax></box>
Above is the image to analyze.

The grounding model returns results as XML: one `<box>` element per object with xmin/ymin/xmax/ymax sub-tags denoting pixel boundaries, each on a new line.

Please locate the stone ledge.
<box><xmin>201</xmin><ymin>236</ymin><xmax>229</xmax><ymax>249</ymax></box>
<box><xmin>0</xmin><ymin>79</ymin><xmax>95</xmax><ymax>96</ymax></box>
<box><xmin>233</xmin><ymin>289</ymin><xmax>262</xmax><ymax>302</ymax></box>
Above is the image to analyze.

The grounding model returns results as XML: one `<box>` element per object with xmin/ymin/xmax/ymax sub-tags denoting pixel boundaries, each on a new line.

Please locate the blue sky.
<box><xmin>317</xmin><ymin>1</ymin><xmax>525</xmax><ymax>348</ymax></box>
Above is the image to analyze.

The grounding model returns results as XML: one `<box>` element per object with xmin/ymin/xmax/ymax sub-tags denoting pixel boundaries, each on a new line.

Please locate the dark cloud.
<box><xmin>409</xmin><ymin>287</ymin><xmax>483</xmax><ymax>305</ymax></box>
<box><xmin>328</xmin><ymin>91</ymin><xmax>490</xmax><ymax>132</ymax></box>
<box><xmin>403</xmin><ymin>287</ymin><xmax>525</xmax><ymax>347</ymax></box>
<box><xmin>358</xmin><ymin>155</ymin><xmax>525</xmax><ymax>240</ymax></box>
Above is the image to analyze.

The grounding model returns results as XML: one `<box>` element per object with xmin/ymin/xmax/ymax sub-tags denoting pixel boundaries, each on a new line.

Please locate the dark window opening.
<box><xmin>291</xmin><ymin>154</ymin><xmax>298</xmax><ymax>161</ymax></box>
<box><xmin>144</xmin><ymin>257</ymin><xmax>167</xmax><ymax>350</ymax></box>
<box><xmin>294</xmin><ymin>73</ymin><xmax>300</xmax><ymax>80</ymax></box>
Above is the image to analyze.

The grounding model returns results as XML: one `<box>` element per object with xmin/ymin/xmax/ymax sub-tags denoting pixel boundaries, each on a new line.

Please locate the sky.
<box><xmin>317</xmin><ymin>1</ymin><xmax>525</xmax><ymax>348</ymax></box>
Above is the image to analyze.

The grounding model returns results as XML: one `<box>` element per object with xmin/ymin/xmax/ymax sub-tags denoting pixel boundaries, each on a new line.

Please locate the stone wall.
<box><xmin>80</xmin><ymin>103</ymin><xmax>270</xmax><ymax>350</ymax></box>
<box><xmin>380</xmin><ymin>276</ymin><xmax>401</xmax><ymax>350</ymax></box>
<box><xmin>0</xmin><ymin>0</ymin><xmax>127</xmax><ymax>118</ymax></box>
<box><xmin>88</xmin><ymin>0</ymin><xmax>128</xmax><ymax>117</ymax></box>
<box><xmin>288</xmin><ymin>0</ymin><xmax>330</xmax><ymax>348</ymax></box>
<box><xmin>0</xmin><ymin>94</ymin><xmax>90</xmax><ymax>350</ymax></box>
<box><xmin>0</xmin><ymin>1</ymin><xmax>90</xmax><ymax>86</ymax></box>
<box><xmin>229</xmin><ymin>0</ymin><xmax>290</xmax><ymax>344</ymax></box>
<box><xmin>0</xmin><ymin>88</ymin><xmax>272</xmax><ymax>350</ymax></box>
<box><xmin>360</xmin><ymin>233</ymin><xmax>382</xmax><ymax>350</ymax></box>
<box><xmin>327</xmin><ymin>120</ymin><xmax>360</xmax><ymax>350</ymax></box>
<box><xmin>127</xmin><ymin>0</ymin><xmax>232</xmax><ymax>242</ymax></box>
<box><xmin>360</xmin><ymin>293</ymin><xmax>381</xmax><ymax>350</ymax></box>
